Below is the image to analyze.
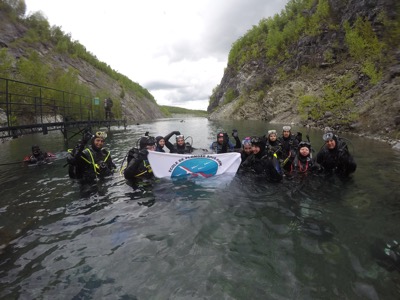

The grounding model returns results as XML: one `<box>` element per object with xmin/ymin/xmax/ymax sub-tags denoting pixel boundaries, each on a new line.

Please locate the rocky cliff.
<box><xmin>0</xmin><ymin>8</ymin><xmax>164</xmax><ymax>122</ymax></box>
<box><xmin>208</xmin><ymin>0</ymin><xmax>400</xmax><ymax>143</ymax></box>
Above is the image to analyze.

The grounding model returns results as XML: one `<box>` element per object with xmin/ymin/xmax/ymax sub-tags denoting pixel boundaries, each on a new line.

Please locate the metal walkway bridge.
<box><xmin>0</xmin><ymin>77</ymin><xmax>126</xmax><ymax>141</ymax></box>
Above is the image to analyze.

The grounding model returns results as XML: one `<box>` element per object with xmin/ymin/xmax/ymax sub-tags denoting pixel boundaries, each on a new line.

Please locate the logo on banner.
<box><xmin>171</xmin><ymin>157</ymin><xmax>219</xmax><ymax>177</ymax></box>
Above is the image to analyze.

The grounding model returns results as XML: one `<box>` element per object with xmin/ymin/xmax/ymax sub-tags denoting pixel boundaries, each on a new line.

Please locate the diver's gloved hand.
<box><xmin>30</xmin><ymin>157</ymin><xmax>38</xmax><ymax>163</ymax></box>
<box><xmin>82</xmin><ymin>131</ymin><xmax>93</xmax><ymax>145</ymax></box>
<box><xmin>232</xmin><ymin>129</ymin><xmax>239</xmax><ymax>138</ymax></box>
<box><xmin>97</xmin><ymin>161</ymin><xmax>109</xmax><ymax>175</ymax></box>
<box><xmin>173</xmin><ymin>131</ymin><xmax>181</xmax><ymax>135</ymax></box>
<box><xmin>75</xmin><ymin>141</ymin><xmax>85</xmax><ymax>153</ymax></box>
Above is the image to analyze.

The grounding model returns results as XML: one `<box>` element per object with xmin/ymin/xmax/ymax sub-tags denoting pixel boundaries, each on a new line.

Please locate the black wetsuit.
<box><xmin>241</xmin><ymin>145</ymin><xmax>283</xmax><ymax>182</ymax></box>
<box><xmin>316</xmin><ymin>139</ymin><xmax>356</xmax><ymax>177</ymax></box>
<box><xmin>72</xmin><ymin>146</ymin><xmax>115</xmax><ymax>182</ymax></box>
<box><xmin>124</xmin><ymin>148</ymin><xmax>153</xmax><ymax>180</ymax></box>
<box><xmin>279</xmin><ymin>135</ymin><xmax>299</xmax><ymax>161</ymax></box>
<box><xmin>171</xmin><ymin>143</ymin><xmax>193</xmax><ymax>154</ymax></box>
<box><xmin>29</xmin><ymin>151</ymin><xmax>50</xmax><ymax>164</ymax></box>
<box><xmin>155</xmin><ymin>131</ymin><xmax>178</xmax><ymax>153</ymax></box>
<box><xmin>290</xmin><ymin>154</ymin><xmax>319</xmax><ymax>175</ymax></box>
<box><xmin>240</xmin><ymin>150</ymin><xmax>251</xmax><ymax>163</ymax></box>
<box><xmin>265</xmin><ymin>138</ymin><xmax>283</xmax><ymax>160</ymax></box>
<box><xmin>210</xmin><ymin>136</ymin><xmax>241</xmax><ymax>154</ymax></box>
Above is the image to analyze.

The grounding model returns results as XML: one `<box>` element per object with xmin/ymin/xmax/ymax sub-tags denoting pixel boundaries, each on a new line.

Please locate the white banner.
<box><xmin>147</xmin><ymin>151</ymin><xmax>241</xmax><ymax>178</ymax></box>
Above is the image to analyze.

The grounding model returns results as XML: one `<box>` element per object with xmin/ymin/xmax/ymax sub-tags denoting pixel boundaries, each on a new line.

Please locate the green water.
<box><xmin>0</xmin><ymin>117</ymin><xmax>399</xmax><ymax>299</ymax></box>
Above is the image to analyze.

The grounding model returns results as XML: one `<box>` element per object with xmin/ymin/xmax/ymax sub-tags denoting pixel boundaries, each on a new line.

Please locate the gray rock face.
<box><xmin>392</xmin><ymin>143</ymin><xmax>400</xmax><ymax>151</ymax></box>
<box><xmin>0</xmin><ymin>10</ymin><xmax>164</xmax><ymax>123</ymax></box>
<box><xmin>208</xmin><ymin>0</ymin><xmax>400</xmax><ymax>142</ymax></box>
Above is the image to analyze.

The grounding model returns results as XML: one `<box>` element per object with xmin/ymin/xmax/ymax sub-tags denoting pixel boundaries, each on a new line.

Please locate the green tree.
<box><xmin>24</xmin><ymin>11</ymin><xmax>51</xmax><ymax>42</ymax></box>
<box><xmin>298</xmin><ymin>74</ymin><xmax>359</xmax><ymax>125</ymax></box>
<box><xmin>16</xmin><ymin>50</ymin><xmax>49</xmax><ymax>85</ymax></box>
<box><xmin>344</xmin><ymin>17</ymin><xmax>385</xmax><ymax>84</ymax></box>
<box><xmin>0</xmin><ymin>0</ymin><xmax>26</xmax><ymax>18</ymax></box>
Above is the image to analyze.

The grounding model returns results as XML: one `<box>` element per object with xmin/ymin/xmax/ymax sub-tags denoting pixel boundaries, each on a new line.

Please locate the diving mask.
<box><xmin>95</xmin><ymin>131</ymin><xmax>108</xmax><ymax>140</ymax></box>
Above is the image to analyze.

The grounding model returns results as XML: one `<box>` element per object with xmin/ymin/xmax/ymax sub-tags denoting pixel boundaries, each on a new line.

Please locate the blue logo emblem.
<box><xmin>171</xmin><ymin>158</ymin><xmax>218</xmax><ymax>178</ymax></box>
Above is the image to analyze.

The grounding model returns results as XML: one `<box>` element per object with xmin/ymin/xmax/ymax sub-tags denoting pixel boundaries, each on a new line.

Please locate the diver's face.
<box><xmin>177</xmin><ymin>138</ymin><xmax>185</xmax><ymax>146</ymax></box>
<box><xmin>217</xmin><ymin>136</ymin><xmax>224</xmax><ymax>144</ymax></box>
<box><xmin>243</xmin><ymin>145</ymin><xmax>252</xmax><ymax>155</ymax></box>
<box><xmin>269</xmin><ymin>134</ymin><xmax>277</xmax><ymax>142</ymax></box>
<box><xmin>283</xmin><ymin>131</ymin><xmax>290</xmax><ymax>138</ymax></box>
<box><xmin>158</xmin><ymin>139</ymin><xmax>165</xmax><ymax>147</ymax></box>
<box><xmin>252</xmin><ymin>145</ymin><xmax>261</xmax><ymax>154</ymax></box>
<box><xmin>93</xmin><ymin>138</ymin><xmax>105</xmax><ymax>148</ymax></box>
<box><xmin>299</xmin><ymin>147</ymin><xmax>310</xmax><ymax>157</ymax></box>
<box><xmin>326</xmin><ymin>139</ymin><xmax>336</xmax><ymax>150</ymax></box>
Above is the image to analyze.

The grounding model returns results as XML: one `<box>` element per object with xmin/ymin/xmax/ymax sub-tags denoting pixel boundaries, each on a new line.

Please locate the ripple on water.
<box><xmin>1</xmin><ymin>119</ymin><xmax>400</xmax><ymax>298</ymax></box>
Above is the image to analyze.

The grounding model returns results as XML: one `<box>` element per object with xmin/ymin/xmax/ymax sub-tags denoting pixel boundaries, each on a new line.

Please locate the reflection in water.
<box><xmin>0</xmin><ymin>118</ymin><xmax>400</xmax><ymax>298</ymax></box>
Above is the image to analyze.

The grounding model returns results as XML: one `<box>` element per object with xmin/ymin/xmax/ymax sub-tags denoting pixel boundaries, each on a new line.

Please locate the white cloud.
<box><xmin>24</xmin><ymin>0</ymin><xmax>287</xmax><ymax>110</ymax></box>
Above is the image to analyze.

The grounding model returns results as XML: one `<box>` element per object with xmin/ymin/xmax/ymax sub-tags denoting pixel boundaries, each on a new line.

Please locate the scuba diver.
<box><xmin>124</xmin><ymin>135</ymin><xmax>156</xmax><ymax>181</ymax></box>
<box><xmin>316</xmin><ymin>131</ymin><xmax>357</xmax><ymax>177</ymax></box>
<box><xmin>288</xmin><ymin>141</ymin><xmax>320</xmax><ymax>175</ymax></box>
<box><xmin>66</xmin><ymin>131</ymin><xmax>116</xmax><ymax>183</ymax></box>
<box><xmin>104</xmin><ymin>97</ymin><xmax>113</xmax><ymax>120</ymax></box>
<box><xmin>278</xmin><ymin>125</ymin><xmax>300</xmax><ymax>166</ymax></box>
<box><xmin>209</xmin><ymin>130</ymin><xmax>241</xmax><ymax>154</ymax></box>
<box><xmin>265</xmin><ymin>129</ymin><xmax>283</xmax><ymax>160</ymax></box>
<box><xmin>155</xmin><ymin>131</ymin><xmax>181</xmax><ymax>152</ymax></box>
<box><xmin>171</xmin><ymin>134</ymin><xmax>193</xmax><ymax>154</ymax></box>
<box><xmin>240</xmin><ymin>136</ymin><xmax>283</xmax><ymax>182</ymax></box>
<box><xmin>240</xmin><ymin>137</ymin><xmax>253</xmax><ymax>163</ymax></box>
<box><xmin>25</xmin><ymin>145</ymin><xmax>55</xmax><ymax>164</ymax></box>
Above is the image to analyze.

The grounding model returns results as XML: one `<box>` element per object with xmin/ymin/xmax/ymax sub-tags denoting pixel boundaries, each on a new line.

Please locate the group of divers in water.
<box><xmin>27</xmin><ymin>125</ymin><xmax>357</xmax><ymax>184</ymax></box>
<box><xmin>25</xmin><ymin>126</ymin><xmax>400</xmax><ymax>273</ymax></box>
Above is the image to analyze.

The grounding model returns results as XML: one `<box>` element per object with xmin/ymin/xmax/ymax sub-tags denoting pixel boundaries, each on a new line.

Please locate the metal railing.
<box><xmin>0</xmin><ymin>77</ymin><xmax>99</xmax><ymax>127</ymax></box>
<box><xmin>0</xmin><ymin>77</ymin><xmax>125</xmax><ymax>139</ymax></box>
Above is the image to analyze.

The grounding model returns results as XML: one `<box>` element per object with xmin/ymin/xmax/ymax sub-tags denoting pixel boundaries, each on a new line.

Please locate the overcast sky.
<box><xmin>24</xmin><ymin>0</ymin><xmax>287</xmax><ymax>110</ymax></box>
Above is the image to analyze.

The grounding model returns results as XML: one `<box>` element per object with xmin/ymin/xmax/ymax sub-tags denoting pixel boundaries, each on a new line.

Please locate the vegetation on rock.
<box><xmin>0</xmin><ymin>0</ymin><xmax>162</xmax><ymax>122</ymax></box>
<box><xmin>209</xmin><ymin>0</ymin><xmax>400</xmax><ymax>140</ymax></box>
<box><xmin>160</xmin><ymin>106</ymin><xmax>207</xmax><ymax>117</ymax></box>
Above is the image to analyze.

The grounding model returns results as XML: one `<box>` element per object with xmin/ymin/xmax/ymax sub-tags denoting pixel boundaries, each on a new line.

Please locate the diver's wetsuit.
<box><xmin>316</xmin><ymin>139</ymin><xmax>356</xmax><ymax>177</ymax></box>
<box><xmin>171</xmin><ymin>143</ymin><xmax>193</xmax><ymax>154</ymax></box>
<box><xmin>265</xmin><ymin>138</ymin><xmax>283</xmax><ymax>160</ymax></box>
<box><xmin>209</xmin><ymin>140</ymin><xmax>234</xmax><ymax>154</ymax></box>
<box><xmin>28</xmin><ymin>145</ymin><xmax>53</xmax><ymax>164</ymax></box>
<box><xmin>241</xmin><ymin>141</ymin><xmax>283</xmax><ymax>182</ymax></box>
<box><xmin>72</xmin><ymin>146</ymin><xmax>115</xmax><ymax>182</ymax></box>
<box><xmin>29</xmin><ymin>152</ymin><xmax>49</xmax><ymax>163</ymax></box>
<box><xmin>124</xmin><ymin>148</ymin><xmax>153</xmax><ymax>180</ymax></box>
<box><xmin>155</xmin><ymin>131</ymin><xmax>179</xmax><ymax>152</ymax></box>
<box><xmin>279</xmin><ymin>135</ymin><xmax>299</xmax><ymax>162</ymax></box>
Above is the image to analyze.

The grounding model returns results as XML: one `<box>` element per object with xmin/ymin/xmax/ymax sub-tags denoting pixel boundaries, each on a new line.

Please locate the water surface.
<box><xmin>0</xmin><ymin>117</ymin><xmax>399</xmax><ymax>299</ymax></box>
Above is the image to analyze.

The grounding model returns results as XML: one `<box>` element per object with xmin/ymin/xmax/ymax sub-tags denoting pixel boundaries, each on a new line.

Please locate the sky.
<box><xmin>24</xmin><ymin>0</ymin><xmax>288</xmax><ymax>110</ymax></box>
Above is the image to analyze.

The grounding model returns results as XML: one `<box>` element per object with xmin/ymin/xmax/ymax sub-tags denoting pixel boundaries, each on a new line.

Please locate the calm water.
<box><xmin>0</xmin><ymin>117</ymin><xmax>400</xmax><ymax>299</ymax></box>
